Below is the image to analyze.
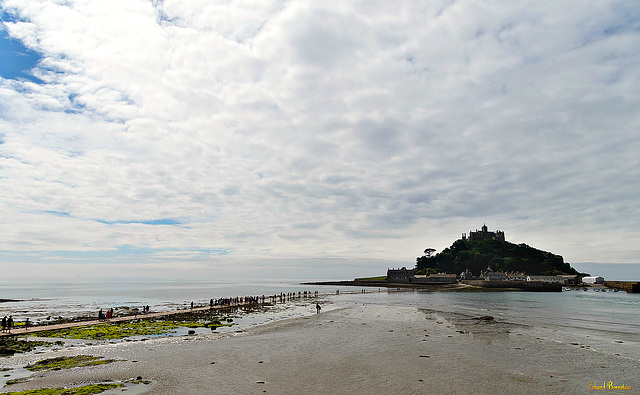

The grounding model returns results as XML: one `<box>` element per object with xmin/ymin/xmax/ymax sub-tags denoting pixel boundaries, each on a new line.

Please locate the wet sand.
<box><xmin>2</xmin><ymin>304</ymin><xmax>639</xmax><ymax>394</ymax></box>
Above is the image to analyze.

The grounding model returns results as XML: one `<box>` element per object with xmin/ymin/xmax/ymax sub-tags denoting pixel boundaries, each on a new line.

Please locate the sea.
<box><xmin>1</xmin><ymin>279</ymin><xmax>638</xmax><ymax>339</ymax></box>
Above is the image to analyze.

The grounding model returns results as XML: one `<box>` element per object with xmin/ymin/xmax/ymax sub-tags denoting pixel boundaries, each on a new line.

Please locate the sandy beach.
<box><xmin>2</xmin><ymin>301</ymin><xmax>638</xmax><ymax>395</ymax></box>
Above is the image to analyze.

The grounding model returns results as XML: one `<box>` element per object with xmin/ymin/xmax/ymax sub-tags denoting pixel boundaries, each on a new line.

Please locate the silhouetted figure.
<box><xmin>316</xmin><ymin>304</ymin><xmax>321</xmax><ymax>314</ymax></box>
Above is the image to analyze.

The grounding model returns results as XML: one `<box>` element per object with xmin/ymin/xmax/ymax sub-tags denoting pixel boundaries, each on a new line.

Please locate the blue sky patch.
<box><xmin>45</xmin><ymin>210</ymin><xmax>71</xmax><ymax>217</ymax></box>
<box><xmin>0</xmin><ymin>21</ymin><xmax>43</xmax><ymax>83</ymax></box>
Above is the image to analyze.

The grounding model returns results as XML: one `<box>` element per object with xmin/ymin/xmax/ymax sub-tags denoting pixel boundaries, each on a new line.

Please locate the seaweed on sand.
<box><xmin>24</xmin><ymin>355</ymin><xmax>117</xmax><ymax>372</ymax></box>
<box><xmin>31</xmin><ymin>309</ymin><xmax>240</xmax><ymax>340</ymax></box>
<box><xmin>0</xmin><ymin>338</ymin><xmax>52</xmax><ymax>356</ymax></box>
<box><xmin>0</xmin><ymin>383</ymin><xmax>123</xmax><ymax>394</ymax></box>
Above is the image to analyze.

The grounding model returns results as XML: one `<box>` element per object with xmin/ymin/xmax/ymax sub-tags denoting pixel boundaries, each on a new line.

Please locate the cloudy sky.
<box><xmin>1</xmin><ymin>0</ymin><xmax>638</xmax><ymax>281</ymax></box>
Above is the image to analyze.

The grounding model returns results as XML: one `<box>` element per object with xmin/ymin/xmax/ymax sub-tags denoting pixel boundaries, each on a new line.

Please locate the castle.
<box><xmin>461</xmin><ymin>224</ymin><xmax>505</xmax><ymax>242</ymax></box>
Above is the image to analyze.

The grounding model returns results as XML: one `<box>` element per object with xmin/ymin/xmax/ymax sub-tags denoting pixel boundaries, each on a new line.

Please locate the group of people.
<box><xmin>206</xmin><ymin>291</ymin><xmax>320</xmax><ymax>308</ymax></box>
<box><xmin>98</xmin><ymin>308</ymin><xmax>114</xmax><ymax>320</ymax></box>
<box><xmin>208</xmin><ymin>296</ymin><xmax>265</xmax><ymax>307</ymax></box>
<box><xmin>1</xmin><ymin>315</ymin><xmax>14</xmax><ymax>333</ymax></box>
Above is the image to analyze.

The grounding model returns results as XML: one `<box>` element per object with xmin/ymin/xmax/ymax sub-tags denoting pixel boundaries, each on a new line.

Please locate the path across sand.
<box><xmin>0</xmin><ymin>303</ymin><xmax>249</xmax><ymax>337</ymax></box>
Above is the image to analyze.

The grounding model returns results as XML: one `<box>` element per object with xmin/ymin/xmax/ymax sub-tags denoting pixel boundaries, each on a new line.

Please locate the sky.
<box><xmin>1</xmin><ymin>0</ymin><xmax>638</xmax><ymax>282</ymax></box>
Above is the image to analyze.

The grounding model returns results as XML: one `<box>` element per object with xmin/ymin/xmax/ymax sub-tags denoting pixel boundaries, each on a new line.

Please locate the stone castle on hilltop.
<box><xmin>461</xmin><ymin>224</ymin><xmax>505</xmax><ymax>242</ymax></box>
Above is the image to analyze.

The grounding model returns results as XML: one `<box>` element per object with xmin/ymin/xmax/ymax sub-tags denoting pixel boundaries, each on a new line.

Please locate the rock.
<box><xmin>188</xmin><ymin>330</ymin><xmax>196</xmax><ymax>335</ymax></box>
<box><xmin>0</xmin><ymin>348</ymin><xmax>16</xmax><ymax>356</ymax></box>
<box><xmin>477</xmin><ymin>316</ymin><xmax>494</xmax><ymax>321</ymax></box>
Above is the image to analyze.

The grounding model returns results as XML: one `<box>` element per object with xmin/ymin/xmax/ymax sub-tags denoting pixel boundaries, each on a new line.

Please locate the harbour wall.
<box><xmin>462</xmin><ymin>280</ymin><xmax>562</xmax><ymax>292</ymax></box>
<box><xmin>604</xmin><ymin>281</ymin><xmax>640</xmax><ymax>293</ymax></box>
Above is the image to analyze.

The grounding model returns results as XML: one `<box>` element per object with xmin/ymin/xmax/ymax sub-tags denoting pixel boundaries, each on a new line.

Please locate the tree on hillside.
<box><xmin>423</xmin><ymin>248</ymin><xmax>436</xmax><ymax>258</ymax></box>
<box><xmin>415</xmin><ymin>248</ymin><xmax>436</xmax><ymax>274</ymax></box>
<box><xmin>414</xmin><ymin>239</ymin><xmax>578</xmax><ymax>275</ymax></box>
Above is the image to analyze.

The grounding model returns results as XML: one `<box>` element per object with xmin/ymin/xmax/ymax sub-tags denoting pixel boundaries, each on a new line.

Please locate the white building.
<box><xmin>582</xmin><ymin>276</ymin><xmax>605</xmax><ymax>284</ymax></box>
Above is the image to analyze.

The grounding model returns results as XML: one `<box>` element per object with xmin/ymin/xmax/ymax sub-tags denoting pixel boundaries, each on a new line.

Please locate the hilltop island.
<box><xmin>309</xmin><ymin>224</ymin><xmax>585</xmax><ymax>292</ymax></box>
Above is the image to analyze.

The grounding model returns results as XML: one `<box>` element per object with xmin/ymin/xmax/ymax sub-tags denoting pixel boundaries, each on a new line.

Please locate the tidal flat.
<box><xmin>1</xmin><ymin>303</ymin><xmax>638</xmax><ymax>395</ymax></box>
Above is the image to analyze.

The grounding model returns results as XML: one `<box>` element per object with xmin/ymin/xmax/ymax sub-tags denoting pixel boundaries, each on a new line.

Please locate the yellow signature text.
<box><xmin>589</xmin><ymin>381</ymin><xmax>632</xmax><ymax>390</ymax></box>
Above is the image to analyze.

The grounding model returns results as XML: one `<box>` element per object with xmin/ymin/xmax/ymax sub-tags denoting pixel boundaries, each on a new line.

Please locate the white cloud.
<box><xmin>0</xmin><ymin>0</ymin><xmax>638</xmax><ymax>280</ymax></box>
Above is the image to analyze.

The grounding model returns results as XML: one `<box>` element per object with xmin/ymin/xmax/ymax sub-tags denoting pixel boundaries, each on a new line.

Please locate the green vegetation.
<box><xmin>3</xmin><ymin>356</ymin><xmax>118</xmax><ymax>388</ymax></box>
<box><xmin>33</xmin><ymin>321</ymin><xmax>181</xmax><ymax>340</ymax></box>
<box><xmin>415</xmin><ymin>239</ymin><xmax>579</xmax><ymax>276</ymax></box>
<box><xmin>32</xmin><ymin>317</ymin><xmax>234</xmax><ymax>340</ymax></box>
<box><xmin>4</xmin><ymin>377</ymin><xmax>30</xmax><ymax>386</ymax></box>
<box><xmin>124</xmin><ymin>378</ymin><xmax>151</xmax><ymax>385</ymax></box>
<box><xmin>0</xmin><ymin>383</ymin><xmax>123</xmax><ymax>395</ymax></box>
<box><xmin>354</xmin><ymin>276</ymin><xmax>387</xmax><ymax>281</ymax></box>
<box><xmin>0</xmin><ymin>338</ymin><xmax>52</xmax><ymax>356</ymax></box>
<box><xmin>24</xmin><ymin>355</ymin><xmax>116</xmax><ymax>372</ymax></box>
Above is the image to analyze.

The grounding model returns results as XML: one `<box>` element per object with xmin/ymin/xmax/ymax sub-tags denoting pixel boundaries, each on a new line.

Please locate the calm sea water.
<box><xmin>1</xmin><ymin>279</ymin><xmax>638</xmax><ymax>336</ymax></box>
<box><xmin>0</xmin><ymin>279</ymin><xmax>363</xmax><ymax>323</ymax></box>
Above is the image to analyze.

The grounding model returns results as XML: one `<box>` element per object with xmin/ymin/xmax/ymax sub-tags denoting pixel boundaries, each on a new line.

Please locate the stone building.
<box><xmin>462</xmin><ymin>224</ymin><xmax>505</xmax><ymax>242</ymax></box>
<box><xmin>387</xmin><ymin>267</ymin><xmax>415</xmax><ymax>282</ymax></box>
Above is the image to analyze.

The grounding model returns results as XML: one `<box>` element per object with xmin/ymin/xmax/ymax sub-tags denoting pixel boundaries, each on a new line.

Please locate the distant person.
<box><xmin>7</xmin><ymin>316</ymin><xmax>13</xmax><ymax>333</ymax></box>
<box><xmin>191</xmin><ymin>301</ymin><xmax>194</xmax><ymax>309</ymax></box>
<box><xmin>98</xmin><ymin>309</ymin><xmax>103</xmax><ymax>320</ymax></box>
<box><xmin>316</xmin><ymin>304</ymin><xmax>321</xmax><ymax>314</ymax></box>
<box><xmin>24</xmin><ymin>318</ymin><xmax>30</xmax><ymax>330</ymax></box>
<box><xmin>1</xmin><ymin>316</ymin><xmax>6</xmax><ymax>333</ymax></box>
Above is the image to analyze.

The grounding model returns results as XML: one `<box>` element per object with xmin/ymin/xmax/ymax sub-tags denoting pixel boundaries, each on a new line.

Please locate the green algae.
<box><xmin>32</xmin><ymin>317</ymin><xmax>234</xmax><ymax>340</ymax></box>
<box><xmin>0</xmin><ymin>383</ymin><xmax>123</xmax><ymax>394</ymax></box>
<box><xmin>24</xmin><ymin>356</ymin><xmax>116</xmax><ymax>372</ymax></box>
<box><xmin>32</xmin><ymin>321</ymin><xmax>179</xmax><ymax>340</ymax></box>
<box><xmin>4</xmin><ymin>377</ymin><xmax>30</xmax><ymax>386</ymax></box>
<box><xmin>123</xmin><ymin>378</ymin><xmax>151</xmax><ymax>385</ymax></box>
<box><xmin>0</xmin><ymin>339</ymin><xmax>52</xmax><ymax>356</ymax></box>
